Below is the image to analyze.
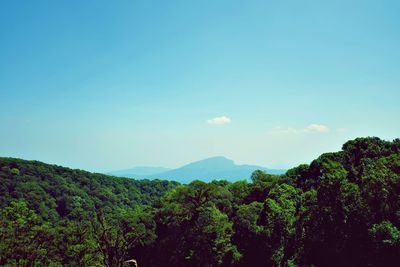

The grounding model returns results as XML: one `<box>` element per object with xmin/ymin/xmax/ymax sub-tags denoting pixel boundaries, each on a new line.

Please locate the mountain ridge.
<box><xmin>108</xmin><ymin>156</ymin><xmax>286</xmax><ymax>183</ymax></box>
<box><xmin>107</xmin><ymin>166</ymin><xmax>171</xmax><ymax>177</ymax></box>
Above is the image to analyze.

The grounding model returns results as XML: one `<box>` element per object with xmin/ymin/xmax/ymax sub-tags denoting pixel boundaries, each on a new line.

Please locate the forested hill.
<box><xmin>1</xmin><ymin>137</ymin><xmax>400</xmax><ymax>267</ymax></box>
<box><xmin>0</xmin><ymin>158</ymin><xmax>179</xmax><ymax>219</ymax></box>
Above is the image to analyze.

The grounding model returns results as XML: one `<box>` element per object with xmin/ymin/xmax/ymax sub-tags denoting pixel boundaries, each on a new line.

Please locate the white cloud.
<box><xmin>207</xmin><ymin>116</ymin><xmax>231</xmax><ymax>125</ymax></box>
<box><xmin>306</xmin><ymin>124</ymin><xmax>330</xmax><ymax>133</ymax></box>
<box><xmin>271</xmin><ymin>124</ymin><xmax>330</xmax><ymax>134</ymax></box>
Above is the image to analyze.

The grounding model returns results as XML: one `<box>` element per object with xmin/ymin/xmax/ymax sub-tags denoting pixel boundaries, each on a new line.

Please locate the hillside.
<box><xmin>109</xmin><ymin>156</ymin><xmax>286</xmax><ymax>182</ymax></box>
<box><xmin>0</xmin><ymin>137</ymin><xmax>399</xmax><ymax>267</ymax></box>
<box><xmin>0</xmin><ymin>158</ymin><xmax>178</xmax><ymax>220</ymax></box>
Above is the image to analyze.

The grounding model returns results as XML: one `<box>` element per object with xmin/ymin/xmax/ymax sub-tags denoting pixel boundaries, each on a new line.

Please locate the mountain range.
<box><xmin>108</xmin><ymin>156</ymin><xmax>286</xmax><ymax>183</ymax></box>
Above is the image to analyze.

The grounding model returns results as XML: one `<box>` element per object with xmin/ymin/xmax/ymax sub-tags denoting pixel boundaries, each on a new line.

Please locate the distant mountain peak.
<box><xmin>183</xmin><ymin>156</ymin><xmax>235</xmax><ymax>169</ymax></box>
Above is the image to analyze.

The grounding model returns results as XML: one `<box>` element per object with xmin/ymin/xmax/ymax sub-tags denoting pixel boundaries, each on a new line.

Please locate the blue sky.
<box><xmin>0</xmin><ymin>0</ymin><xmax>399</xmax><ymax>172</ymax></box>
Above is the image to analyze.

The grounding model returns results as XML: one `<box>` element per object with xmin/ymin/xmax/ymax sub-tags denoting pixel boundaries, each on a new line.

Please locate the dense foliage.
<box><xmin>1</xmin><ymin>137</ymin><xmax>399</xmax><ymax>266</ymax></box>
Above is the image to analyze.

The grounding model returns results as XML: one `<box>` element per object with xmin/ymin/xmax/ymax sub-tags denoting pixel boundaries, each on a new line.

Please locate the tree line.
<box><xmin>0</xmin><ymin>137</ymin><xmax>399</xmax><ymax>266</ymax></box>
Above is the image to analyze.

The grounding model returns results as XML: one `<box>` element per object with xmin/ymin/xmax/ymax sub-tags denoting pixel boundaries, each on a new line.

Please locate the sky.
<box><xmin>0</xmin><ymin>0</ymin><xmax>399</xmax><ymax>172</ymax></box>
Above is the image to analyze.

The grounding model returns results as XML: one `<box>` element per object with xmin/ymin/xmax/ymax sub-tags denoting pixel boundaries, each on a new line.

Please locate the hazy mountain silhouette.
<box><xmin>107</xmin><ymin>166</ymin><xmax>171</xmax><ymax>177</ymax></box>
<box><xmin>108</xmin><ymin>156</ymin><xmax>286</xmax><ymax>183</ymax></box>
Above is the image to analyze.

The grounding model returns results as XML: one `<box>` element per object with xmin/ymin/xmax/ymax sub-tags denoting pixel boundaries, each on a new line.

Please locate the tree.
<box><xmin>0</xmin><ymin>200</ymin><xmax>53</xmax><ymax>266</ymax></box>
<box><xmin>153</xmin><ymin>181</ymin><xmax>239</xmax><ymax>267</ymax></box>
<box><xmin>90</xmin><ymin>206</ymin><xmax>156</xmax><ymax>267</ymax></box>
<box><xmin>369</xmin><ymin>221</ymin><xmax>400</xmax><ymax>265</ymax></box>
<box><xmin>232</xmin><ymin>202</ymin><xmax>264</xmax><ymax>267</ymax></box>
<box><xmin>260</xmin><ymin>184</ymin><xmax>300</xmax><ymax>266</ymax></box>
<box><xmin>248</xmin><ymin>170</ymin><xmax>281</xmax><ymax>202</ymax></box>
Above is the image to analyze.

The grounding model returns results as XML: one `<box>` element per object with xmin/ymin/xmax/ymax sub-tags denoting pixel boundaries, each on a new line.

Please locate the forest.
<box><xmin>0</xmin><ymin>137</ymin><xmax>399</xmax><ymax>267</ymax></box>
